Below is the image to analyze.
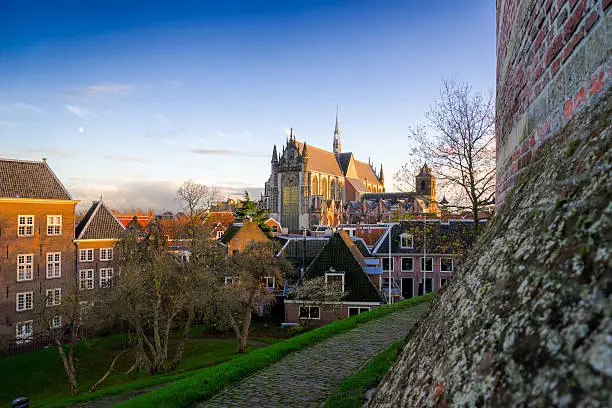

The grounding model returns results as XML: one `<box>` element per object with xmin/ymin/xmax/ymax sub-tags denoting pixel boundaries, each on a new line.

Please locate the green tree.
<box><xmin>235</xmin><ymin>191</ymin><xmax>273</xmax><ymax>237</ymax></box>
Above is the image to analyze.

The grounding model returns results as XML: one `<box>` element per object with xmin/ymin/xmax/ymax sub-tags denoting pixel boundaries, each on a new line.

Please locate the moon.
<box><xmin>79</xmin><ymin>127</ymin><xmax>84</xmax><ymax>133</ymax></box>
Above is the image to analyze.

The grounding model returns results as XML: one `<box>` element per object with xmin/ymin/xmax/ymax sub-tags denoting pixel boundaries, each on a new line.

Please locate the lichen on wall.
<box><xmin>368</xmin><ymin>89</ymin><xmax>611</xmax><ymax>407</ymax></box>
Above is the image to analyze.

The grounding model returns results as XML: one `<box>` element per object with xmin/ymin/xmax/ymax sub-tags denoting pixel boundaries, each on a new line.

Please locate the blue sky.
<box><xmin>0</xmin><ymin>0</ymin><xmax>495</xmax><ymax>211</ymax></box>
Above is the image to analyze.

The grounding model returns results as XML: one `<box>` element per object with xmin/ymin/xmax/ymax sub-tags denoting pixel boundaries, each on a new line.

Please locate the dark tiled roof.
<box><xmin>352</xmin><ymin>238</ymin><xmax>371</xmax><ymax>257</ymax></box>
<box><xmin>372</xmin><ymin>220</ymin><xmax>477</xmax><ymax>255</ymax></box>
<box><xmin>277</xmin><ymin>237</ymin><xmax>329</xmax><ymax>269</ymax></box>
<box><xmin>336</xmin><ymin>152</ymin><xmax>353</xmax><ymax>174</ymax></box>
<box><xmin>305</xmin><ymin>231</ymin><xmax>384</xmax><ymax>302</ymax></box>
<box><xmin>0</xmin><ymin>158</ymin><xmax>72</xmax><ymax>200</ymax></box>
<box><xmin>362</xmin><ymin>192</ymin><xmax>416</xmax><ymax>204</ymax></box>
<box><xmin>76</xmin><ymin>201</ymin><xmax>126</xmax><ymax>240</ymax></box>
<box><xmin>219</xmin><ymin>224</ymin><xmax>243</xmax><ymax>244</ymax></box>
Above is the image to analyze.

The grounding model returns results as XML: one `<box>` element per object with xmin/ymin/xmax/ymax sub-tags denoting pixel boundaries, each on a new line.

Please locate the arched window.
<box><xmin>321</xmin><ymin>178</ymin><xmax>328</xmax><ymax>200</ymax></box>
<box><xmin>420</xmin><ymin>180</ymin><xmax>426</xmax><ymax>191</ymax></box>
<box><xmin>312</xmin><ymin>175</ymin><xmax>319</xmax><ymax>196</ymax></box>
<box><xmin>330</xmin><ymin>179</ymin><xmax>337</xmax><ymax>201</ymax></box>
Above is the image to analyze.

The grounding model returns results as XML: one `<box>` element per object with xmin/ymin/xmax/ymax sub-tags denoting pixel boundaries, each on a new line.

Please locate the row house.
<box><xmin>371</xmin><ymin>219</ymin><xmax>478</xmax><ymax>302</ymax></box>
<box><xmin>74</xmin><ymin>201</ymin><xmax>126</xmax><ymax>295</ymax></box>
<box><xmin>0</xmin><ymin>158</ymin><xmax>78</xmax><ymax>342</ymax></box>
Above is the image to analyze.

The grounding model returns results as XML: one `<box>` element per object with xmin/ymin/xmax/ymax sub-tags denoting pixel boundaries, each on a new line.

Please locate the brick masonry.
<box><xmin>496</xmin><ymin>0</ymin><xmax>611</xmax><ymax>205</ymax></box>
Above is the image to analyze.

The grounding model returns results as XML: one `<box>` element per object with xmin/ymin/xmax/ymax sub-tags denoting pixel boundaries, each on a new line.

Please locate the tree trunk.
<box><xmin>56</xmin><ymin>339</ymin><xmax>78</xmax><ymax>396</ymax></box>
<box><xmin>89</xmin><ymin>349</ymin><xmax>127</xmax><ymax>392</ymax></box>
<box><xmin>238</xmin><ymin>306</ymin><xmax>252</xmax><ymax>353</ymax></box>
<box><xmin>168</xmin><ymin>304</ymin><xmax>195</xmax><ymax>371</ymax></box>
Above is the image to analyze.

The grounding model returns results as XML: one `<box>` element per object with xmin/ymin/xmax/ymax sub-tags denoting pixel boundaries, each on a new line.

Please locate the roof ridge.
<box><xmin>76</xmin><ymin>201</ymin><xmax>102</xmax><ymax>240</ymax></box>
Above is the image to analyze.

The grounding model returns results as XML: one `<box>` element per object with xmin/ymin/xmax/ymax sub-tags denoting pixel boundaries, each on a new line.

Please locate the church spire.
<box><xmin>272</xmin><ymin>145</ymin><xmax>278</xmax><ymax>163</ymax></box>
<box><xmin>333</xmin><ymin>105</ymin><xmax>341</xmax><ymax>154</ymax></box>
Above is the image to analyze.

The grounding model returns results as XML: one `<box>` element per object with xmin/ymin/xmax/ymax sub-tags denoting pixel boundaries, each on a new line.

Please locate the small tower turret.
<box><xmin>416</xmin><ymin>163</ymin><xmax>436</xmax><ymax>202</ymax></box>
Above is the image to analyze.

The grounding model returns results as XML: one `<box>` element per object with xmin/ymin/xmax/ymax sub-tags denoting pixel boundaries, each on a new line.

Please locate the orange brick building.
<box><xmin>218</xmin><ymin>221</ymin><xmax>270</xmax><ymax>255</ymax></box>
<box><xmin>75</xmin><ymin>201</ymin><xmax>125</xmax><ymax>294</ymax></box>
<box><xmin>0</xmin><ymin>159</ymin><xmax>79</xmax><ymax>342</ymax></box>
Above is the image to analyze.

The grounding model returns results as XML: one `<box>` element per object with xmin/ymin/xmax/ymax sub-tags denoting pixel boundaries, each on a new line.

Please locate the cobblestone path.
<box><xmin>199</xmin><ymin>303</ymin><xmax>428</xmax><ymax>408</ymax></box>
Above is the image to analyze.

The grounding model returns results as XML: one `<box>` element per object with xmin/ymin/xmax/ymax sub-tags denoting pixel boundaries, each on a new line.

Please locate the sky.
<box><xmin>0</xmin><ymin>0</ymin><xmax>496</xmax><ymax>212</ymax></box>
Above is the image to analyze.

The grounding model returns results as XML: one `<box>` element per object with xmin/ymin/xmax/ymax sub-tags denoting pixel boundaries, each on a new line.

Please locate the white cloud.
<box><xmin>12</xmin><ymin>103</ymin><xmax>43</xmax><ymax>113</ymax></box>
<box><xmin>66</xmin><ymin>105</ymin><xmax>95</xmax><ymax>119</ymax></box>
<box><xmin>66</xmin><ymin>83</ymin><xmax>133</xmax><ymax>96</ymax></box>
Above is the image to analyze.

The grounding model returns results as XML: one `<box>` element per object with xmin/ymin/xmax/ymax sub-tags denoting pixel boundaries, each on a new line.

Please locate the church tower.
<box><xmin>416</xmin><ymin>164</ymin><xmax>436</xmax><ymax>202</ymax></box>
<box><xmin>333</xmin><ymin>106</ymin><xmax>341</xmax><ymax>154</ymax></box>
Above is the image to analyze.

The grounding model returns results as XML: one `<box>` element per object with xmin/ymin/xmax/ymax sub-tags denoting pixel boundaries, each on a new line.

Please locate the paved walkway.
<box><xmin>198</xmin><ymin>303</ymin><xmax>428</xmax><ymax>408</ymax></box>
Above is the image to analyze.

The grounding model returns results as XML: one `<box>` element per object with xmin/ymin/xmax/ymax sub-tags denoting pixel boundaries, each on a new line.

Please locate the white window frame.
<box><xmin>348</xmin><ymin>307</ymin><xmax>370</xmax><ymax>317</ymax></box>
<box><xmin>440</xmin><ymin>257</ymin><xmax>453</xmax><ymax>272</ymax></box>
<box><xmin>79</xmin><ymin>269</ymin><xmax>95</xmax><ymax>290</ymax></box>
<box><xmin>46</xmin><ymin>288</ymin><xmax>61</xmax><ymax>306</ymax></box>
<box><xmin>299</xmin><ymin>305</ymin><xmax>320</xmax><ymax>320</ymax></box>
<box><xmin>16</xmin><ymin>291</ymin><xmax>33</xmax><ymax>311</ymax></box>
<box><xmin>224</xmin><ymin>276</ymin><xmax>234</xmax><ymax>285</ymax></box>
<box><xmin>421</xmin><ymin>257</ymin><xmax>433</xmax><ymax>272</ymax></box>
<box><xmin>46</xmin><ymin>252</ymin><xmax>61</xmax><ymax>278</ymax></box>
<box><xmin>18</xmin><ymin>215</ymin><xmax>34</xmax><ymax>237</ymax></box>
<box><xmin>79</xmin><ymin>249</ymin><xmax>94</xmax><ymax>262</ymax></box>
<box><xmin>100</xmin><ymin>248</ymin><xmax>113</xmax><ymax>261</ymax></box>
<box><xmin>263</xmin><ymin>276</ymin><xmax>275</xmax><ymax>289</ymax></box>
<box><xmin>51</xmin><ymin>315</ymin><xmax>62</xmax><ymax>329</ymax></box>
<box><xmin>100</xmin><ymin>268</ymin><xmax>114</xmax><ymax>288</ymax></box>
<box><xmin>382</xmin><ymin>257</ymin><xmax>394</xmax><ymax>271</ymax></box>
<box><xmin>401</xmin><ymin>257</ymin><xmax>414</xmax><ymax>271</ymax></box>
<box><xmin>47</xmin><ymin>215</ymin><xmax>62</xmax><ymax>236</ymax></box>
<box><xmin>16</xmin><ymin>320</ymin><xmax>33</xmax><ymax>343</ymax></box>
<box><xmin>325</xmin><ymin>272</ymin><xmax>345</xmax><ymax>293</ymax></box>
<box><xmin>271</xmin><ymin>225</ymin><xmax>278</xmax><ymax>233</ymax></box>
<box><xmin>17</xmin><ymin>254</ymin><xmax>34</xmax><ymax>281</ymax></box>
<box><xmin>399</xmin><ymin>233</ymin><xmax>413</xmax><ymax>249</ymax></box>
<box><xmin>216</xmin><ymin>230</ymin><xmax>223</xmax><ymax>239</ymax></box>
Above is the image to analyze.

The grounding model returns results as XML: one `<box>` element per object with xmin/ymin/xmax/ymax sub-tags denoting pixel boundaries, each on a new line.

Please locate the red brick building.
<box><xmin>0</xmin><ymin>158</ymin><xmax>78</xmax><ymax>342</ymax></box>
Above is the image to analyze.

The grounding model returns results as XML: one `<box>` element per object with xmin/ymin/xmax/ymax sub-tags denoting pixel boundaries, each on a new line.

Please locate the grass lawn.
<box><xmin>115</xmin><ymin>293</ymin><xmax>433</xmax><ymax>408</ymax></box>
<box><xmin>324</xmin><ymin>340</ymin><xmax>404</xmax><ymax>408</ymax></box>
<box><xmin>0</xmin><ymin>328</ymin><xmax>273</xmax><ymax>408</ymax></box>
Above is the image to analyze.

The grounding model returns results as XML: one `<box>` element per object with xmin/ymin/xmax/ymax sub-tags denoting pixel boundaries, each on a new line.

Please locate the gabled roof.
<box><xmin>204</xmin><ymin>211</ymin><xmax>236</xmax><ymax>228</ymax></box>
<box><xmin>295</xmin><ymin>141</ymin><xmax>343</xmax><ymax>176</ymax></box>
<box><xmin>76</xmin><ymin>201</ymin><xmax>126</xmax><ymax>240</ymax></box>
<box><xmin>354</xmin><ymin>159</ymin><xmax>382</xmax><ymax>186</ymax></box>
<box><xmin>362</xmin><ymin>192</ymin><xmax>416</xmax><ymax>204</ymax></box>
<box><xmin>219</xmin><ymin>224</ymin><xmax>243</xmax><ymax>244</ymax></box>
<box><xmin>0</xmin><ymin>158</ymin><xmax>72</xmax><ymax>200</ymax></box>
<box><xmin>304</xmin><ymin>231</ymin><xmax>384</xmax><ymax>302</ymax></box>
<box><xmin>336</xmin><ymin>152</ymin><xmax>353</xmax><ymax>174</ymax></box>
<box><xmin>346</xmin><ymin>177</ymin><xmax>369</xmax><ymax>193</ymax></box>
<box><xmin>276</xmin><ymin>237</ymin><xmax>329</xmax><ymax>269</ymax></box>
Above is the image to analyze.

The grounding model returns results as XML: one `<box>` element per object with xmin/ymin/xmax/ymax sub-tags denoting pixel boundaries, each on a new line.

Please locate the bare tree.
<box><xmin>216</xmin><ymin>242</ymin><xmax>291</xmax><ymax>353</ymax></box>
<box><xmin>395</xmin><ymin>78</ymin><xmax>495</xmax><ymax>233</ymax></box>
<box><xmin>176</xmin><ymin>180</ymin><xmax>220</xmax><ymax>236</ymax></box>
<box><xmin>293</xmin><ymin>276</ymin><xmax>347</xmax><ymax>327</ymax></box>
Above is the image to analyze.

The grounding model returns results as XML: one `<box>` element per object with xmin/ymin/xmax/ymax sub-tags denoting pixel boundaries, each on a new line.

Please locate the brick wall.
<box><xmin>284</xmin><ymin>302</ymin><xmax>382</xmax><ymax>326</ymax></box>
<box><xmin>75</xmin><ymin>239</ymin><xmax>117</xmax><ymax>295</ymax></box>
<box><xmin>496</xmin><ymin>0</ymin><xmax>610</xmax><ymax>204</ymax></box>
<box><xmin>0</xmin><ymin>201</ymin><xmax>77</xmax><ymax>338</ymax></box>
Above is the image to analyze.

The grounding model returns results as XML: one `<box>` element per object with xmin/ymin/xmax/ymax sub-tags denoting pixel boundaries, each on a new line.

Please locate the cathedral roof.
<box><xmin>354</xmin><ymin>159</ymin><xmax>383</xmax><ymax>187</ymax></box>
<box><xmin>295</xmin><ymin>141</ymin><xmax>343</xmax><ymax>176</ymax></box>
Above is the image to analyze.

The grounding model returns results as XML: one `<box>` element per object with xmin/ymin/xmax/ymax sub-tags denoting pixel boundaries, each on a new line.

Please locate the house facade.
<box><xmin>371</xmin><ymin>219</ymin><xmax>478</xmax><ymax>301</ymax></box>
<box><xmin>284</xmin><ymin>231</ymin><xmax>385</xmax><ymax>326</ymax></box>
<box><xmin>0</xmin><ymin>158</ymin><xmax>78</xmax><ymax>342</ymax></box>
<box><xmin>74</xmin><ymin>201</ymin><xmax>126</xmax><ymax>295</ymax></box>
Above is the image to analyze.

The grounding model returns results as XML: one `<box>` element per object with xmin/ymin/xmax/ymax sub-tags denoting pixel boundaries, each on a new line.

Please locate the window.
<box><xmin>263</xmin><ymin>276</ymin><xmax>275</xmax><ymax>289</ymax></box>
<box><xmin>16</xmin><ymin>292</ymin><xmax>33</xmax><ymax>311</ymax></box>
<box><xmin>79</xmin><ymin>249</ymin><xmax>94</xmax><ymax>262</ymax></box>
<box><xmin>348</xmin><ymin>307</ymin><xmax>370</xmax><ymax>317</ymax></box>
<box><xmin>46</xmin><ymin>252</ymin><xmax>61</xmax><ymax>278</ymax></box>
<box><xmin>216</xmin><ymin>230</ymin><xmax>223</xmax><ymax>239</ymax></box>
<box><xmin>420</xmin><ymin>257</ymin><xmax>433</xmax><ymax>272</ymax></box>
<box><xmin>440</xmin><ymin>258</ymin><xmax>453</xmax><ymax>272</ymax></box>
<box><xmin>51</xmin><ymin>315</ymin><xmax>62</xmax><ymax>329</ymax></box>
<box><xmin>401</xmin><ymin>257</ymin><xmax>414</xmax><ymax>271</ymax></box>
<box><xmin>46</xmin><ymin>288</ymin><xmax>61</xmax><ymax>306</ymax></box>
<box><xmin>325</xmin><ymin>271</ymin><xmax>345</xmax><ymax>292</ymax></box>
<box><xmin>400</xmin><ymin>234</ymin><xmax>413</xmax><ymax>248</ymax></box>
<box><xmin>18</xmin><ymin>215</ymin><xmax>34</xmax><ymax>236</ymax></box>
<box><xmin>100</xmin><ymin>248</ymin><xmax>113</xmax><ymax>261</ymax></box>
<box><xmin>299</xmin><ymin>306</ymin><xmax>320</xmax><ymax>319</ymax></box>
<box><xmin>271</xmin><ymin>225</ymin><xmax>278</xmax><ymax>233</ymax></box>
<box><xmin>440</xmin><ymin>278</ymin><xmax>448</xmax><ymax>288</ymax></box>
<box><xmin>17</xmin><ymin>254</ymin><xmax>33</xmax><ymax>281</ymax></box>
<box><xmin>79</xmin><ymin>269</ymin><xmax>94</xmax><ymax>290</ymax></box>
<box><xmin>382</xmin><ymin>257</ymin><xmax>394</xmax><ymax>271</ymax></box>
<box><xmin>16</xmin><ymin>321</ymin><xmax>33</xmax><ymax>344</ymax></box>
<box><xmin>224</xmin><ymin>276</ymin><xmax>234</xmax><ymax>285</ymax></box>
<box><xmin>47</xmin><ymin>215</ymin><xmax>62</xmax><ymax>235</ymax></box>
<box><xmin>100</xmin><ymin>268</ymin><xmax>114</xmax><ymax>288</ymax></box>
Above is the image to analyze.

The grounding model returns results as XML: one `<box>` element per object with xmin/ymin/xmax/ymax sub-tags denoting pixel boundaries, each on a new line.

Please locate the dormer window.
<box><xmin>400</xmin><ymin>233</ymin><xmax>413</xmax><ymax>249</ymax></box>
<box><xmin>325</xmin><ymin>269</ymin><xmax>345</xmax><ymax>292</ymax></box>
